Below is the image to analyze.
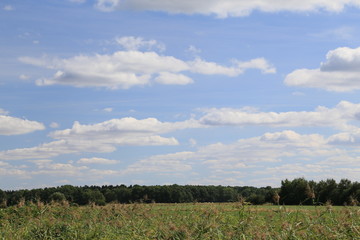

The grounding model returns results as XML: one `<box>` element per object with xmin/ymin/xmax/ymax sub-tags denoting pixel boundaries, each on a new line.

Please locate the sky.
<box><xmin>1</xmin><ymin>0</ymin><xmax>360</xmax><ymax>190</ymax></box>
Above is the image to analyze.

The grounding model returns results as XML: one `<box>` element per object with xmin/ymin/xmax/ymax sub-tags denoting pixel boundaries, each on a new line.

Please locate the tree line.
<box><xmin>0</xmin><ymin>178</ymin><xmax>359</xmax><ymax>207</ymax></box>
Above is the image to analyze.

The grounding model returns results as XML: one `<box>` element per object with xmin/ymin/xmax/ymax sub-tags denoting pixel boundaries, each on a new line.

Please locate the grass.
<box><xmin>0</xmin><ymin>202</ymin><xmax>359</xmax><ymax>239</ymax></box>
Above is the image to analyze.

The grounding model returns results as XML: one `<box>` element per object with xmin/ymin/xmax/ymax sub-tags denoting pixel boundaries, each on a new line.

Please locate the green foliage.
<box><xmin>280</xmin><ymin>178</ymin><xmax>360</xmax><ymax>206</ymax></box>
<box><xmin>49</xmin><ymin>192</ymin><xmax>66</xmax><ymax>203</ymax></box>
<box><xmin>1</xmin><ymin>178</ymin><xmax>359</xmax><ymax>207</ymax></box>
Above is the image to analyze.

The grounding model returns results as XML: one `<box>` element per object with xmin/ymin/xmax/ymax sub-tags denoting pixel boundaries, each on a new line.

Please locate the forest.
<box><xmin>0</xmin><ymin>178</ymin><xmax>359</xmax><ymax>207</ymax></box>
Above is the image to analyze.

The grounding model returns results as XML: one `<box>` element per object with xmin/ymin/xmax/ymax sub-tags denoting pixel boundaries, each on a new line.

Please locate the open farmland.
<box><xmin>0</xmin><ymin>202</ymin><xmax>359</xmax><ymax>239</ymax></box>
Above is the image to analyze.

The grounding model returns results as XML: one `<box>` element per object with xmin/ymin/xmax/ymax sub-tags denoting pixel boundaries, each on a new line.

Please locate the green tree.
<box><xmin>49</xmin><ymin>192</ymin><xmax>66</xmax><ymax>203</ymax></box>
<box><xmin>280</xmin><ymin>178</ymin><xmax>312</xmax><ymax>205</ymax></box>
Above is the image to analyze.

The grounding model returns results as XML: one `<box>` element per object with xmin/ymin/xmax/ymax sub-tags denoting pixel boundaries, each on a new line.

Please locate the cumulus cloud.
<box><xmin>19</xmin><ymin>45</ymin><xmax>275</xmax><ymax>89</ymax></box>
<box><xmin>326</xmin><ymin>129</ymin><xmax>360</xmax><ymax>146</ymax></box>
<box><xmin>50</xmin><ymin>117</ymin><xmax>199</xmax><ymax>141</ymax></box>
<box><xmin>235</xmin><ymin>58</ymin><xmax>276</xmax><ymax>74</ymax></box>
<box><xmin>78</xmin><ymin>157</ymin><xmax>119</xmax><ymax>164</ymax></box>
<box><xmin>0</xmin><ymin>115</ymin><xmax>45</xmax><ymax>136</ymax></box>
<box><xmin>0</xmin><ymin>117</ymin><xmax>200</xmax><ymax>160</ymax></box>
<box><xmin>19</xmin><ymin>52</ymin><xmax>180</xmax><ymax>89</ymax></box>
<box><xmin>94</xmin><ymin>0</ymin><xmax>360</xmax><ymax>17</ymax></box>
<box><xmin>285</xmin><ymin>47</ymin><xmax>360</xmax><ymax>92</ymax></box>
<box><xmin>121</xmin><ymin>130</ymin><xmax>338</xmax><ymax>179</ymax></box>
<box><xmin>122</xmin><ymin>129</ymin><xmax>360</xmax><ymax>186</ymax></box>
<box><xmin>199</xmin><ymin>101</ymin><xmax>360</xmax><ymax>130</ymax></box>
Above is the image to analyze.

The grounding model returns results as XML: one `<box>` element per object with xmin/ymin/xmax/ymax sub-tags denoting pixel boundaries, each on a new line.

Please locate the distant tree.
<box><xmin>7</xmin><ymin>190</ymin><xmax>25</xmax><ymax>206</ymax></box>
<box><xmin>248</xmin><ymin>193</ymin><xmax>265</xmax><ymax>205</ymax></box>
<box><xmin>0</xmin><ymin>189</ymin><xmax>6</xmax><ymax>208</ymax></box>
<box><xmin>115</xmin><ymin>186</ymin><xmax>132</xmax><ymax>203</ymax></box>
<box><xmin>85</xmin><ymin>189</ymin><xmax>106</xmax><ymax>206</ymax></box>
<box><xmin>280</xmin><ymin>178</ymin><xmax>312</xmax><ymax>205</ymax></box>
<box><xmin>315</xmin><ymin>179</ymin><xmax>337</xmax><ymax>205</ymax></box>
<box><xmin>49</xmin><ymin>192</ymin><xmax>66</xmax><ymax>203</ymax></box>
<box><xmin>104</xmin><ymin>189</ymin><xmax>117</xmax><ymax>203</ymax></box>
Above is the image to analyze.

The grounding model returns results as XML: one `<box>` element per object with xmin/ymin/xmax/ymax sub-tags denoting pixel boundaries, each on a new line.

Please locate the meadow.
<box><xmin>0</xmin><ymin>202</ymin><xmax>359</xmax><ymax>239</ymax></box>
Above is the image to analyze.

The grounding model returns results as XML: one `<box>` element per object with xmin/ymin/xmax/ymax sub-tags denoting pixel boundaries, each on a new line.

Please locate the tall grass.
<box><xmin>0</xmin><ymin>202</ymin><xmax>359</xmax><ymax>239</ymax></box>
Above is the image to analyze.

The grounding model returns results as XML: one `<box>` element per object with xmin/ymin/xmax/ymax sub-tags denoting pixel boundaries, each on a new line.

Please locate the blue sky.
<box><xmin>2</xmin><ymin>0</ymin><xmax>360</xmax><ymax>190</ymax></box>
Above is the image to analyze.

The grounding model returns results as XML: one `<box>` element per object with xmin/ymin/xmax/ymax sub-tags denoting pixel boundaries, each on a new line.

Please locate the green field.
<box><xmin>0</xmin><ymin>202</ymin><xmax>359</xmax><ymax>239</ymax></box>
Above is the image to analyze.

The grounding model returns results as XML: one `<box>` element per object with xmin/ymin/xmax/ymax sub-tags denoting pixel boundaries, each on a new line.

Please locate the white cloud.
<box><xmin>19</xmin><ymin>48</ymin><xmax>275</xmax><ymax>89</ymax></box>
<box><xmin>3</xmin><ymin>5</ymin><xmax>14</xmax><ymax>11</ymax></box>
<box><xmin>326</xmin><ymin>129</ymin><xmax>360</xmax><ymax>146</ymax></box>
<box><xmin>11</xmin><ymin>159</ymin><xmax>119</xmax><ymax>180</ymax></box>
<box><xmin>121</xmin><ymin>129</ymin><xmax>360</xmax><ymax>186</ymax></box>
<box><xmin>30</xmin><ymin>160</ymin><xmax>99</xmax><ymax>177</ymax></box>
<box><xmin>189</xmin><ymin>58</ymin><xmax>242</xmax><ymax>76</ymax></box>
<box><xmin>320</xmin><ymin>47</ymin><xmax>360</xmax><ymax>71</ymax></box>
<box><xmin>94</xmin><ymin>0</ymin><xmax>360</xmax><ymax>17</ymax></box>
<box><xmin>0</xmin><ymin>140</ymin><xmax>115</xmax><ymax>161</ymax></box>
<box><xmin>285</xmin><ymin>47</ymin><xmax>360</xmax><ymax>92</ymax></box>
<box><xmin>124</xmin><ymin>151</ymin><xmax>194</xmax><ymax>174</ymax></box>
<box><xmin>115</xmin><ymin>36</ymin><xmax>165</xmax><ymax>52</ymax></box>
<box><xmin>154</xmin><ymin>72</ymin><xmax>193</xmax><ymax>85</ymax></box>
<box><xmin>19</xmin><ymin>51</ymin><xmax>188</xmax><ymax>89</ymax></box>
<box><xmin>199</xmin><ymin>101</ymin><xmax>360</xmax><ymax>131</ymax></box>
<box><xmin>189</xmin><ymin>57</ymin><xmax>275</xmax><ymax>76</ymax></box>
<box><xmin>50</xmin><ymin>117</ymin><xmax>199</xmax><ymax>141</ymax></box>
<box><xmin>0</xmin><ymin>162</ymin><xmax>30</xmax><ymax>178</ymax></box>
<box><xmin>0</xmin><ymin>117</ymin><xmax>200</xmax><ymax>160</ymax></box>
<box><xmin>0</xmin><ymin>115</ymin><xmax>45</xmax><ymax>136</ymax></box>
<box><xmin>187</xmin><ymin>45</ymin><xmax>201</xmax><ymax>56</ymax></box>
<box><xmin>121</xmin><ymin>130</ymin><xmax>339</xmax><ymax>179</ymax></box>
<box><xmin>78</xmin><ymin>157</ymin><xmax>119</xmax><ymax>164</ymax></box>
<box><xmin>234</xmin><ymin>58</ymin><xmax>276</xmax><ymax>74</ymax></box>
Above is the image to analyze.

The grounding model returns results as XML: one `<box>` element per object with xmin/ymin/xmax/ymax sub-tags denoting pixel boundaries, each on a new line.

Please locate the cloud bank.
<box><xmin>199</xmin><ymin>101</ymin><xmax>360</xmax><ymax>131</ymax></box>
<box><xmin>121</xmin><ymin>129</ymin><xmax>358</xmax><ymax>186</ymax></box>
<box><xmin>285</xmin><ymin>47</ymin><xmax>360</xmax><ymax>92</ymax></box>
<box><xmin>95</xmin><ymin>0</ymin><xmax>360</xmax><ymax>17</ymax></box>
<box><xmin>0</xmin><ymin>117</ymin><xmax>200</xmax><ymax>160</ymax></box>
<box><xmin>0</xmin><ymin>114</ymin><xmax>45</xmax><ymax>136</ymax></box>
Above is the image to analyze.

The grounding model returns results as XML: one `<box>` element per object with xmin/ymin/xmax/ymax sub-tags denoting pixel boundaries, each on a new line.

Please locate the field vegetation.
<box><xmin>0</xmin><ymin>202</ymin><xmax>359</xmax><ymax>239</ymax></box>
<box><xmin>1</xmin><ymin>178</ymin><xmax>359</xmax><ymax>239</ymax></box>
